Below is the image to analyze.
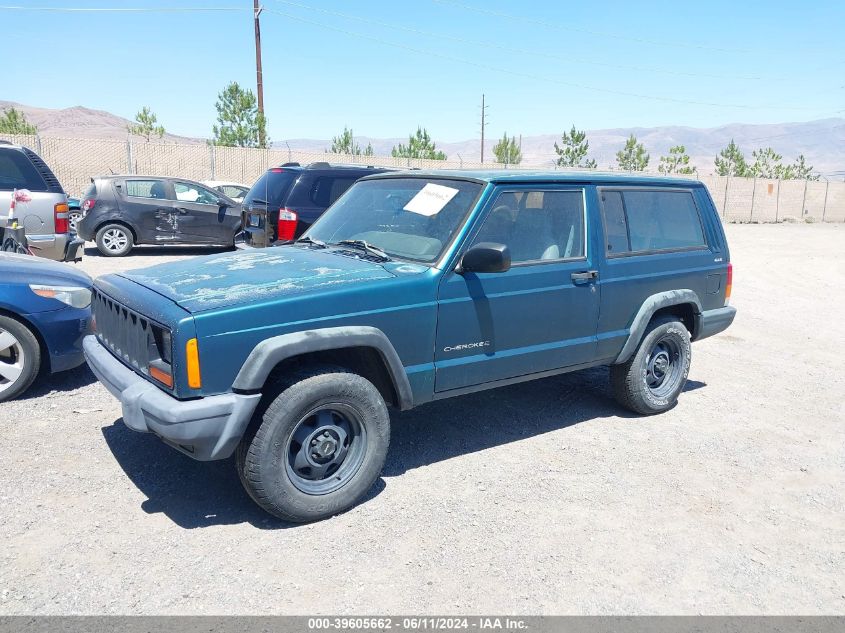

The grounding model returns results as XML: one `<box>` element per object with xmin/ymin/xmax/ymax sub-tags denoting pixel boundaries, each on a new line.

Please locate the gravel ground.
<box><xmin>1</xmin><ymin>225</ymin><xmax>843</xmax><ymax>615</ymax></box>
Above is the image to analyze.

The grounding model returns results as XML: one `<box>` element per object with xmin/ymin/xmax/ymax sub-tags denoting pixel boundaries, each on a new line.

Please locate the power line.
<box><xmin>0</xmin><ymin>5</ymin><xmax>248</xmax><ymax>12</ymax></box>
<box><xmin>262</xmin><ymin>7</ymin><xmax>833</xmax><ymax>114</ymax></box>
<box><xmin>431</xmin><ymin>0</ymin><xmax>750</xmax><ymax>54</ymax></box>
<box><xmin>271</xmin><ymin>0</ymin><xmax>771</xmax><ymax>82</ymax></box>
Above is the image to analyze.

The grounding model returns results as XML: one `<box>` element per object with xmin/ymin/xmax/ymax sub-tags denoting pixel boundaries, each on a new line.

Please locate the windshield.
<box><xmin>305</xmin><ymin>177</ymin><xmax>483</xmax><ymax>263</ymax></box>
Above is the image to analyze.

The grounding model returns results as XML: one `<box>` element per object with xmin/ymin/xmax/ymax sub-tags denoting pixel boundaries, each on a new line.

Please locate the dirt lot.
<box><xmin>1</xmin><ymin>224</ymin><xmax>843</xmax><ymax>615</ymax></box>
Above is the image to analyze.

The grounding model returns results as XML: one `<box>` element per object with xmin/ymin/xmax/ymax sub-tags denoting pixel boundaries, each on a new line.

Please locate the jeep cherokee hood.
<box><xmin>119</xmin><ymin>247</ymin><xmax>397</xmax><ymax>313</ymax></box>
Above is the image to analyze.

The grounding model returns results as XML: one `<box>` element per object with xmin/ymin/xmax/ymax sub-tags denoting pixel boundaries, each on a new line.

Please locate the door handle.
<box><xmin>571</xmin><ymin>270</ymin><xmax>598</xmax><ymax>284</ymax></box>
<box><xmin>176</xmin><ymin>207</ymin><xmax>190</xmax><ymax>214</ymax></box>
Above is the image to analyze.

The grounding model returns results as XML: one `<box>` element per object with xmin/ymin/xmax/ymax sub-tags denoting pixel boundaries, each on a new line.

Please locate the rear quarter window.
<box><xmin>310</xmin><ymin>176</ymin><xmax>358</xmax><ymax>207</ymax></box>
<box><xmin>125</xmin><ymin>179</ymin><xmax>169</xmax><ymax>199</ymax></box>
<box><xmin>244</xmin><ymin>170</ymin><xmax>296</xmax><ymax>207</ymax></box>
<box><xmin>600</xmin><ymin>188</ymin><xmax>706</xmax><ymax>255</ymax></box>
<box><xmin>0</xmin><ymin>149</ymin><xmax>48</xmax><ymax>191</ymax></box>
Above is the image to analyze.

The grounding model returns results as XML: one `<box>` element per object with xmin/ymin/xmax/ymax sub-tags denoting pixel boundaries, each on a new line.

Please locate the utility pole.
<box><xmin>481</xmin><ymin>94</ymin><xmax>487</xmax><ymax>163</ymax></box>
<box><xmin>479</xmin><ymin>93</ymin><xmax>488</xmax><ymax>163</ymax></box>
<box><xmin>253</xmin><ymin>0</ymin><xmax>265</xmax><ymax>146</ymax></box>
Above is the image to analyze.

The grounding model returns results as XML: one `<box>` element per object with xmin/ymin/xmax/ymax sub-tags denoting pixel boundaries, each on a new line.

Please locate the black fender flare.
<box><xmin>614</xmin><ymin>290</ymin><xmax>702</xmax><ymax>364</ymax></box>
<box><xmin>232</xmin><ymin>326</ymin><xmax>414</xmax><ymax>410</ymax></box>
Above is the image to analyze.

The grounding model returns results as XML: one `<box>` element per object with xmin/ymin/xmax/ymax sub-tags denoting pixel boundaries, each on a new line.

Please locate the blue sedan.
<box><xmin>0</xmin><ymin>253</ymin><xmax>92</xmax><ymax>401</ymax></box>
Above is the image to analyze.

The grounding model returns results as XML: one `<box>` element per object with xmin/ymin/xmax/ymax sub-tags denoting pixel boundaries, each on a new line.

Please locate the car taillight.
<box><xmin>81</xmin><ymin>198</ymin><xmax>96</xmax><ymax>212</ymax></box>
<box><xmin>725</xmin><ymin>262</ymin><xmax>733</xmax><ymax>305</ymax></box>
<box><xmin>277</xmin><ymin>208</ymin><xmax>298</xmax><ymax>241</ymax></box>
<box><xmin>54</xmin><ymin>202</ymin><xmax>69</xmax><ymax>233</ymax></box>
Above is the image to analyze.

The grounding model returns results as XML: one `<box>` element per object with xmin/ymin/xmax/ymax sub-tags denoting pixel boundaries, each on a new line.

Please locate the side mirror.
<box><xmin>457</xmin><ymin>242</ymin><xmax>511</xmax><ymax>274</ymax></box>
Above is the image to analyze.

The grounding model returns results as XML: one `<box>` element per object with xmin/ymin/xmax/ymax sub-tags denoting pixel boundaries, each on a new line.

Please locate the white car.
<box><xmin>202</xmin><ymin>181</ymin><xmax>250</xmax><ymax>203</ymax></box>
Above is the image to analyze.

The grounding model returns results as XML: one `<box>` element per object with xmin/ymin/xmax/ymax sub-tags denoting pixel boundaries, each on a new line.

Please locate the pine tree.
<box><xmin>553</xmin><ymin>126</ymin><xmax>596</xmax><ymax>168</ymax></box>
<box><xmin>212</xmin><ymin>82</ymin><xmax>268</xmax><ymax>149</ymax></box>
<box><xmin>714</xmin><ymin>140</ymin><xmax>748</xmax><ymax>177</ymax></box>
<box><xmin>329</xmin><ymin>126</ymin><xmax>362</xmax><ymax>155</ymax></box>
<box><xmin>616</xmin><ymin>134</ymin><xmax>649</xmax><ymax>171</ymax></box>
<box><xmin>391</xmin><ymin>127</ymin><xmax>446</xmax><ymax>160</ymax></box>
<box><xmin>658</xmin><ymin>145</ymin><xmax>695</xmax><ymax>175</ymax></box>
<box><xmin>0</xmin><ymin>107</ymin><xmax>37</xmax><ymax>134</ymax></box>
<box><xmin>127</xmin><ymin>106</ymin><xmax>165</xmax><ymax>141</ymax></box>
<box><xmin>749</xmin><ymin>147</ymin><xmax>783</xmax><ymax>178</ymax></box>
<box><xmin>791</xmin><ymin>154</ymin><xmax>818</xmax><ymax>181</ymax></box>
<box><xmin>492</xmin><ymin>132</ymin><xmax>522</xmax><ymax>165</ymax></box>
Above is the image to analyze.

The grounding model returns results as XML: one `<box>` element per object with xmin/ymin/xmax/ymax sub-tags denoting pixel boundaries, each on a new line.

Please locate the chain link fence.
<box><xmin>2</xmin><ymin>133</ymin><xmax>843</xmax><ymax>222</ymax></box>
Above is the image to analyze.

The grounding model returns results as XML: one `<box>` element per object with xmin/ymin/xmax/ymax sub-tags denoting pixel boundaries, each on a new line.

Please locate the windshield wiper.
<box><xmin>333</xmin><ymin>239</ymin><xmax>391</xmax><ymax>261</ymax></box>
<box><xmin>247</xmin><ymin>198</ymin><xmax>269</xmax><ymax>206</ymax></box>
<box><xmin>295</xmin><ymin>236</ymin><xmax>327</xmax><ymax>248</ymax></box>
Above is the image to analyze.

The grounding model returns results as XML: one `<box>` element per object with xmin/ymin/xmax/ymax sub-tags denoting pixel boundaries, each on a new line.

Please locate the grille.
<box><xmin>92</xmin><ymin>288</ymin><xmax>156</xmax><ymax>376</ymax></box>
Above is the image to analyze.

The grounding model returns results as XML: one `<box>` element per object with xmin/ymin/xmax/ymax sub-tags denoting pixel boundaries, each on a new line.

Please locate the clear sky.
<box><xmin>2</xmin><ymin>0</ymin><xmax>844</xmax><ymax>141</ymax></box>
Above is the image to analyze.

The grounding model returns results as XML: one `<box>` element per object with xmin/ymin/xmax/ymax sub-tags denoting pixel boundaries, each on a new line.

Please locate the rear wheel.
<box><xmin>95</xmin><ymin>223</ymin><xmax>134</xmax><ymax>257</ymax></box>
<box><xmin>611</xmin><ymin>317</ymin><xmax>691</xmax><ymax>415</ymax></box>
<box><xmin>0</xmin><ymin>315</ymin><xmax>41</xmax><ymax>402</ymax></box>
<box><xmin>236</xmin><ymin>365</ymin><xmax>390</xmax><ymax>522</ymax></box>
<box><xmin>68</xmin><ymin>211</ymin><xmax>83</xmax><ymax>233</ymax></box>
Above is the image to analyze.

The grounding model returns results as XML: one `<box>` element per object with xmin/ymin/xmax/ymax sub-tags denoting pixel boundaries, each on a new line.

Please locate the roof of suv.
<box><xmin>267</xmin><ymin>162</ymin><xmax>393</xmax><ymax>173</ymax></box>
<box><xmin>362</xmin><ymin>169</ymin><xmax>702</xmax><ymax>187</ymax></box>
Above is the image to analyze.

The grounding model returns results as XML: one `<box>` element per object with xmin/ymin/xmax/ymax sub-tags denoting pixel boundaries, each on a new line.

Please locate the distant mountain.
<box><xmin>0</xmin><ymin>100</ymin><xmax>202</xmax><ymax>144</ymax></box>
<box><xmin>2</xmin><ymin>101</ymin><xmax>842</xmax><ymax>175</ymax></box>
<box><xmin>284</xmin><ymin>119</ymin><xmax>845</xmax><ymax>176</ymax></box>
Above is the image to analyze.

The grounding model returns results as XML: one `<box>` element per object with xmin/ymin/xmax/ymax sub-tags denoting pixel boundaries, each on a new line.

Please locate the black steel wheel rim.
<box><xmin>285</xmin><ymin>404</ymin><xmax>367</xmax><ymax>495</ymax></box>
<box><xmin>645</xmin><ymin>335</ymin><xmax>684</xmax><ymax>398</ymax></box>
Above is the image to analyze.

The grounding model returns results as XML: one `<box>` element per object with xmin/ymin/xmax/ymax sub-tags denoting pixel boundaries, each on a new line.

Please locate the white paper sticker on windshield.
<box><xmin>403</xmin><ymin>183</ymin><xmax>460</xmax><ymax>216</ymax></box>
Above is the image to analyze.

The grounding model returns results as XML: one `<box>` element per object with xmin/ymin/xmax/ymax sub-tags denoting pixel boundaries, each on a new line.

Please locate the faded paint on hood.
<box><xmin>119</xmin><ymin>247</ymin><xmax>396</xmax><ymax>313</ymax></box>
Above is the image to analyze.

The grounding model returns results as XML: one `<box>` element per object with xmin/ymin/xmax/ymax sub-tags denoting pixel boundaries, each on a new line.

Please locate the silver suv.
<box><xmin>0</xmin><ymin>141</ymin><xmax>84</xmax><ymax>261</ymax></box>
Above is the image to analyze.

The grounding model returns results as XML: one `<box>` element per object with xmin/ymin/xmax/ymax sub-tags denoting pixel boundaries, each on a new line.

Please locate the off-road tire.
<box><xmin>611</xmin><ymin>316</ymin><xmax>691</xmax><ymax>415</ymax></box>
<box><xmin>95</xmin><ymin>223</ymin><xmax>134</xmax><ymax>257</ymax></box>
<box><xmin>236</xmin><ymin>365</ymin><xmax>390</xmax><ymax>523</ymax></box>
<box><xmin>0</xmin><ymin>315</ymin><xmax>41</xmax><ymax>403</ymax></box>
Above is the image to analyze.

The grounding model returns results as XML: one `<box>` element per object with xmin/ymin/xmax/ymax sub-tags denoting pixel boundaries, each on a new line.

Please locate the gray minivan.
<box><xmin>0</xmin><ymin>141</ymin><xmax>84</xmax><ymax>262</ymax></box>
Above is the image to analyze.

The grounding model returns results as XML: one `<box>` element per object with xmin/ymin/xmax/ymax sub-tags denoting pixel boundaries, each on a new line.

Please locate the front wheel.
<box><xmin>0</xmin><ymin>315</ymin><xmax>41</xmax><ymax>402</ymax></box>
<box><xmin>236</xmin><ymin>365</ymin><xmax>390</xmax><ymax>522</ymax></box>
<box><xmin>611</xmin><ymin>317</ymin><xmax>691</xmax><ymax>415</ymax></box>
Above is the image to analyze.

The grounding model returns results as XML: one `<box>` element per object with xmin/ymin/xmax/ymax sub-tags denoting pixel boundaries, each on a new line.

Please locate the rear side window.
<box><xmin>600</xmin><ymin>188</ymin><xmax>706</xmax><ymax>254</ymax></box>
<box><xmin>125</xmin><ymin>179</ymin><xmax>169</xmax><ymax>199</ymax></box>
<box><xmin>600</xmin><ymin>191</ymin><xmax>629</xmax><ymax>254</ymax></box>
<box><xmin>0</xmin><ymin>149</ymin><xmax>48</xmax><ymax>191</ymax></box>
<box><xmin>82</xmin><ymin>183</ymin><xmax>97</xmax><ymax>199</ymax></box>
<box><xmin>244</xmin><ymin>169</ymin><xmax>296</xmax><ymax>207</ymax></box>
<box><xmin>310</xmin><ymin>177</ymin><xmax>358</xmax><ymax>207</ymax></box>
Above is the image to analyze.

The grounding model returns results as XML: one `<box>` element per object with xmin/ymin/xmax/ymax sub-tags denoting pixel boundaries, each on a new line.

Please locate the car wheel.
<box><xmin>95</xmin><ymin>223</ymin><xmax>134</xmax><ymax>257</ymax></box>
<box><xmin>0</xmin><ymin>315</ymin><xmax>41</xmax><ymax>403</ymax></box>
<box><xmin>68</xmin><ymin>211</ymin><xmax>83</xmax><ymax>233</ymax></box>
<box><xmin>236</xmin><ymin>365</ymin><xmax>390</xmax><ymax>522</ymax></box>
<box><xmin>610</xmin><ymin>316</ymin><xmax>691</xmax><ymax>415</ymax></box>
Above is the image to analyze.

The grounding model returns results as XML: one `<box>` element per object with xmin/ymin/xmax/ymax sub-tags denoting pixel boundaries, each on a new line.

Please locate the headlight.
<box><xmin>29</xmin><ymin>284</ymin><xmax>92</xmax><ymax>309</ymax></box>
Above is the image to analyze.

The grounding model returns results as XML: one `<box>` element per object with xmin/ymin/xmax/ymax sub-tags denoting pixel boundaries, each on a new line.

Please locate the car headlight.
<box><xmin>29</xmin><ymin>284</ymin><xmax>92</xmax><ymax>309</ymax></box>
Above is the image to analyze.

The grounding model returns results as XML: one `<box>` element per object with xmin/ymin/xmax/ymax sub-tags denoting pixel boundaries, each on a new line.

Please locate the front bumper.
<box><xmin>83</xmin><ymin>335</ymin><xmax>261</xmax><ymax>461</ymax></box>
<box><xmin>30</xmin><ymin>306</ymin><xmax>91</xmax><ymax>374</ymax></box>
<box><xmin>694</xmin><ymin>305</ymin><xmax>737</xmax><ymax>341</ymax></box>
